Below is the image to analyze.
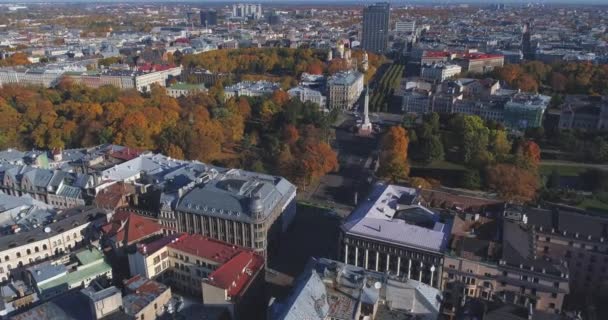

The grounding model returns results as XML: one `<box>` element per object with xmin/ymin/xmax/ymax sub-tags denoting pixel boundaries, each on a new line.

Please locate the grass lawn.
<box><xmin>577</xmin><ymin>198</ymin><xmax>608</xmax><ymax>214</ymax></box>
<box><xmin>410</xmin><ymin>160</ymin><xmax>467</xmax><ymax>171</ymax></box>
<box><xmin>539</xmin><ymin>165</ymin><xmax>587</xmax><ymax>177</ymax></box>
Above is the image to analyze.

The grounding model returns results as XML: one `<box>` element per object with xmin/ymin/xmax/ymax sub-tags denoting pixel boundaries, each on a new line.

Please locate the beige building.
<box><xmin>128</xmin><ymin>233</ymin><xmax>265</xmax><ymax>318</ymax></box>
<box><xmin>441</xmin><ymin>214</ymin><xmax>569</xmax><ymax>318</ymax></box>
<box><xmin>0</xmin><ymin>207</ymin><xmax>108</xmax><ymax>282</ymax></box>
<box><xmin>82</xmin><ymin>286</ymin><xmax>123</xmax><ymax>320</ymax></box>
<box><xmin>327</xmin><ymin>71</ymin><xmax>364</xmax><ymax>110</ymax></box>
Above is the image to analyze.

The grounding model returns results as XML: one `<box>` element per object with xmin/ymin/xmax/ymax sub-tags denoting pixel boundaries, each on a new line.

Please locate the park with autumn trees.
<box><xmin>0</xmin><ymin>79</ymin><xmax>338</xmax><ymax>188</ymax></box>
<box><xmin>377</xmin><ymin>113</ymin><xmax>543</xmax><ymax>202</ymax></box>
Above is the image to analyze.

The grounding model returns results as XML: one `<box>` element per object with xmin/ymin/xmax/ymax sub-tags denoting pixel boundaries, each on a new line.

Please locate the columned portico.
<box><xmin>344</xmin><ymin>244</ymin><xmax>349</xmax><ymax>264</ymax></box>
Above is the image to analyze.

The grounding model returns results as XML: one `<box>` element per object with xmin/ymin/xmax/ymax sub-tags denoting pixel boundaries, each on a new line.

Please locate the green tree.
<box><xmin>449</xmin><ymin>114</ymin><xmax>490</xmax><ymax>166</ymax></box>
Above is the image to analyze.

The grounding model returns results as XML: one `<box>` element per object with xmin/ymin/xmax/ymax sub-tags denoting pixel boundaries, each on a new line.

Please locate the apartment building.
<box><xmin>340</xmin><ymin>184</ymin><xmax>452</xmax><ymax>288</ymax></box>
<box><xmin>128</xmin><ymin>233</ymin><xmax>265</xmax><ymax>319</ymax></box>
<box><xmin>402</xmin><ymin>88</ymin><xmax>432</xmax><ymax>114</ymax></box>
<box><xmin>421</xmin><ymin>63</ymin><xmax>462</xmax><ymax>82</ymax></box>
<box><xmin>0</xmin><ymin>206</ymin><xmax>108</xmax><ymax>283</ymax></box>
<box><xmin>0</xmin><ymin>164</ymin><xmax>88</xmax><ymax>209</ymax></box>
<box><xmin>459</xmin><ymin>53</ymin><xmax>505</xmax><ymax>74</ymax></box>
<box><xmin>327</xmin><ymin>70</ymin><xmax>364</xmax><ymax>110</ymax></box>
<box><xmin>525</xmin><ymin>207</ymin><xmax>608</xmax><ymax>295</ymax></box>
<box><xmin>395</xmin><ymin>20</ymin><xmax>416</xmax><ymax>33</ymax></box>
<box><xmin>441</xmin><ymin>214</ymin><xmax>570</xmax><ymax>318</ymax></box>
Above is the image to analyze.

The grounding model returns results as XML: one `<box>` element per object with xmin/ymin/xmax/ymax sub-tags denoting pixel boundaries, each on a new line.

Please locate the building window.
<box><xmin>16</xmin><ymin>253</ymin><xmax>20</xmax><ymax>258</ymax></box>
<box><xmin>549</xmin><ymin>303</ymin><xmax>556</xmax><ymax>309</ymax></box>
<box><xmin>35</xmin><ymin>247</ymin><xmax>39</xmax><ymax>253</ymax></box>
<box><xmin>4</xmin><ymin>256</ymin><xmax>8</xmax><ymax>262</ymax></box>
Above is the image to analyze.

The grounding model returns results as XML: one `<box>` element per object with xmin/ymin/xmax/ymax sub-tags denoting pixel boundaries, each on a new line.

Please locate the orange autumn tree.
<box><xmin>298</xmin><ymin>141</ymin><xmax>339</xmax><ymax>186</ymax></box>
<box><xmin>486</xmin><ymin>163</ymin><xmax>539</xmax><ymax>202</ymax></box>
<box><xmin>518</xmin><ymin>140</ymin><xmax>541</xmax><ymax>170</ymax></box>
<box><xmin>378</xmin><ymin>126</ymin><xmax>410</xmax><ymax>182</ymax></box>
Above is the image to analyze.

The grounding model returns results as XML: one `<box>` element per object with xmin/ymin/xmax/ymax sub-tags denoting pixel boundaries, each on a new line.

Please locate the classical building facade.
<box><xmin>327</xmin><ymin>71</ymin><xmax>364</xmax><ymax>110</ymax></box>
<box><xmin>340</xmin><ymin>184</ymin><xmax>451</xmax><ymax>288</ymax></box>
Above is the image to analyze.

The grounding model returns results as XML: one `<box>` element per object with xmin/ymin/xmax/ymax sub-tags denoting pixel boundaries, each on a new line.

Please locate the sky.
<box><xmin>0</xmin><ymin>0</ymin><xmax>607</xmax><ymax>4</ymax></box>
<box><xmin>0</xmin><ymin>0</ymin><xmax>606</xmax><ymax>3</ymax></box>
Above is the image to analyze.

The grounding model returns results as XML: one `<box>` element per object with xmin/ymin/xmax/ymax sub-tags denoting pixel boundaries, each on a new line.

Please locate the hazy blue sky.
<box><xmin>0</xmin><ymin>0</ymin><xmax>607</xmax><ymax>3</ymax></box>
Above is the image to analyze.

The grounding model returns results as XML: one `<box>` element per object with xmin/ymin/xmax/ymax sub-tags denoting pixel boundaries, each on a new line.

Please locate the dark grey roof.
<box><xmin>501</xmin><ymin>221</ymin><xmax>565</xmax><ymax>277</ymax></box>
<box><xmin>176</xmin><ymin>169</ymin><xmax>295</xmax><ymax>223</ymax></box>
<box><xmin>0</xmin><ymin>206</ymin><xmax>107</xmax><ymax>251</ymax></box>
<box><xmin>526</xmin><ymin>207</ymin><xmax>608</xmax><ymax>240</ymax></box>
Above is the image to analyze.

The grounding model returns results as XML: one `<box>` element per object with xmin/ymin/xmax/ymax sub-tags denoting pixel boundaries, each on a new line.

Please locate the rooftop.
<box><xmin>167</xmin><ymin>233</ymin><xmax>243</xmax><ymax>264</ymax></box>
<box><xmin>0</xmin><ymin>206</ymin><xmax>107</xmax><ymax>252</ymax></box>
<box><xmin>272</xmin><ymin>257</ymin><xmax>442</xmax><ymax>320</ymax></box>
<box><xmin>206</xmin><ymin>250</ymin><xmax>265</xmax><ymax>299</ymax></box>
<box><xmin>175</xmin><ymin>168</ymin><xmax>295</xmax><ymax>224</ymax></box>
<box><xmin>123</xmin><ymin>275</ymin><xmax>170</xmax><ymax>316</ymax></box>
<box><xmin>328</xmin><ymin>70</ymin><xmax>363</xmax><ymax>86</ymax></box>
<box><xmin>342</xmin><ymin>184</ymin><xmax>451</xmax><ymax>253</ymax></box>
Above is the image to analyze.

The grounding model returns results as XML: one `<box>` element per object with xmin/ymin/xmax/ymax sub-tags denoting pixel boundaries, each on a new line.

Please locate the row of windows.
<box><xmin>3</xmin><ymin>233</ymin><xmax>79</xmax><ymax>262</ymax></box>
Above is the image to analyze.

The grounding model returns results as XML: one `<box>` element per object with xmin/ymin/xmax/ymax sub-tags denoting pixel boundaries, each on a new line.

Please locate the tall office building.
<box><xmin>232</xmin><ymin>3</ymin><xmax>262</xmax><ymax>19</ymax></box>
<box><xmin>361</xmin><ymin>2</ymin><xmax>390</xmax><ymax>54</ymax></box>
<box><xmin>200</xmin><ymin>10</ymin><xmax>218</xmax><ymax>27</ymax></box>
<box><xmin>522</xmin><ymin>22</ymin><xmax>533</xmax><ymax>60</ymax></box>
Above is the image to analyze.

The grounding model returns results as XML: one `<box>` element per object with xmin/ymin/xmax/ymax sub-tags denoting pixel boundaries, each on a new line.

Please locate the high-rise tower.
<box><xmin>362</xmin><ymin>2</ymin><xmax>390</xmax><ymax>54</ymax></box>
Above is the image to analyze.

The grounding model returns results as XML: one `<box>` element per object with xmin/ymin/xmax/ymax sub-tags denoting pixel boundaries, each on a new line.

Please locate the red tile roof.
<box><xmin>422</xmin><ymin>51</ymin><xmax>452</xmax><ymax>58</ymax></box>
<box><xmin>167</xmin><ymin>234</ymin><xmax>243</xmax><ymax>264</ymax></box>
<box><xmin>462</xmin><ymin>53</ymin><xmax>504</xmax><ymax>60</ymax></box>
<box><xmin>94</xmin><ymin>182</ymin><xmax>135</xmax><ymax>209</ymax></box>
<box><xmin>102</xmin><ymin>210</ymin><xmax>163</xmax><ymax>246</ymax></box>
<box><xmin>108</xmin><ymin>147</ymin><xmax>142</xmax><ymax>161</ymax></box>
<box><xmin>206</xmin><ymin>251</ymin><xmax>264</xmax><ymax>299</ymax></box>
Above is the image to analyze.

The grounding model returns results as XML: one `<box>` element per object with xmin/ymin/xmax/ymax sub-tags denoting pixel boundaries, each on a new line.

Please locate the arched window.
<box><xmin>16</xmin><ymin>252</ymin><xmax>20</xmax><ymax>258</ymax></box>
<box><xmin>26</xmin><ymin>249</ymin><xmax>31</xmax><ymax>255</ymax></box>
<box><xmin>34</xmin><ymin>247</ymin><xmax>39</xmax><ymax>253</ymax></box>
<box><xmin>43</xmin><ymin>244</ymin><xmax>47</xmax><ymax>250</ymax></box>
<box><xmin>4</xmin><ymin>256</ymin><xmax>8</xmax><ymax>262</ymax></box>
